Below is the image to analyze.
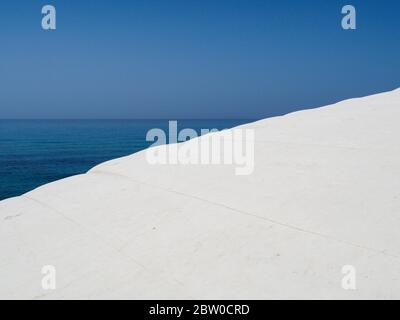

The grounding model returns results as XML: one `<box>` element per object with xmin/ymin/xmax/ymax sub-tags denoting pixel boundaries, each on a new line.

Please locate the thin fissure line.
<box><xmin>22</xmin><ymin>194</ymin><xmax>151</xmax><ymax>272</ymax></box>
<box><xmin>91</xmin><ymin>169</ymin><xmax>400</xmax><ymax>260</ymax></box>
<box><xmin>23</xmin><ymin>194</ymin><xmax>192</xmax><ymax>290</ymax></box>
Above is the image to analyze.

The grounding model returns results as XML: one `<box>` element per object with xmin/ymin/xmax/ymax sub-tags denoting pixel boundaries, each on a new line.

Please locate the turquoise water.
<box><xmin>0</xmin><ymin>120</ymin><xmax>250</xmax><ymax>200</ymax></box>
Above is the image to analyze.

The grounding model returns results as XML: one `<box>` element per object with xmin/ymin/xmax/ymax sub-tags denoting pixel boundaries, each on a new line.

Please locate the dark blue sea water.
<box><xmin>0</xmin><ymin>120</ymin><xmax>250</xmax><ymax>200</ymax></box>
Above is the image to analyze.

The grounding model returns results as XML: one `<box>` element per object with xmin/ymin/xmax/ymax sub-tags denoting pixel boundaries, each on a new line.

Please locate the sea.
<box><xmin>0</xmin><ymin>119</ymin><xmax>251</xmax><ymax>201</ymax></box>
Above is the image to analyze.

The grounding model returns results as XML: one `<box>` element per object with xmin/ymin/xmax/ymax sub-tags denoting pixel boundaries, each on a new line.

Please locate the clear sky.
<box><xmin>0</xmin><ymin>0</ymin><xmax>399</xmax><ymax>119</ymax></box>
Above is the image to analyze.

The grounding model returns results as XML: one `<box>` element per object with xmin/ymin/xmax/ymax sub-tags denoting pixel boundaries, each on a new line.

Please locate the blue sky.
<box><xmin>0</xmin><ymin>0</ymin><xmax>399</xmax><ymax>119</ymax></box>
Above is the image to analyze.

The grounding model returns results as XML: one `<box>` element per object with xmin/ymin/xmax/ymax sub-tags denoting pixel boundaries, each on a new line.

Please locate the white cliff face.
<box><xmin>1</xmin><ymin>88</ymin><xmax>400</xmax><ymax>299</ymax></box>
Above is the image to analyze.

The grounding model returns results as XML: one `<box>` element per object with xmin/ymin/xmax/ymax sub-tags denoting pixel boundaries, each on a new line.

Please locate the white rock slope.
<box><xmin>1</xmin><ymin>88</ymin><xmax>400</xmax><ymax>299</ymax></box>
